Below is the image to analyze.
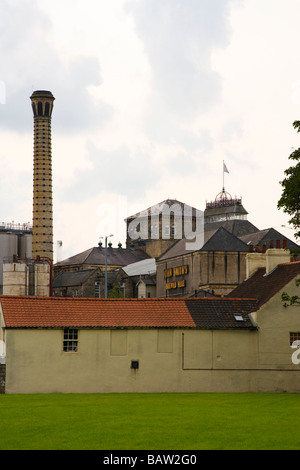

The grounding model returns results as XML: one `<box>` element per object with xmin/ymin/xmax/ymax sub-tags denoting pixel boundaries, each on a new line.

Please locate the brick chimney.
<box><xmin>30</xmin><ymin>90</ymin><xmax>55</xmax><ymax>262</ymax></box>
<box><xmin>246</xmin><ymin>248</ymin><xmax>291</xmax><ymax>278</ymax></box>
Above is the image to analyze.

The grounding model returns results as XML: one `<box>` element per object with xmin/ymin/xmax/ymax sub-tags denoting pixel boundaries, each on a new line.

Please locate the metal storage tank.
<box><xmin>19</xmin><ymin>234</ymin><xmax>33</xmax><ymax>259</ymax></box>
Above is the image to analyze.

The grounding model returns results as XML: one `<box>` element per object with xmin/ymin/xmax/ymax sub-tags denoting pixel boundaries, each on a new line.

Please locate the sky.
<box><xmin>1</xmin><ymin>0</ymin><xmax>300</xmax><ymax>262</ymax></box>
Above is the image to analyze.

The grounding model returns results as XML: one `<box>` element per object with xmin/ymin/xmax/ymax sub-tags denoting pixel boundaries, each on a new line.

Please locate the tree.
<box><xmin>282</xmin><ymin>279</ymin><xmax>300</xmax><ymax>307</ymax></box>
<box><xmin>278</xmin><ymin>123</ymin><xmax>300</xmax><ymax>306</ymax></box>
<box><xmin>108</xmin><ymin>286</ymin><xmax>124</xmax><ymax>298</ymax></box>
<box><xmin>277</xmin><ymin>120</ymin><xmax>300</xmax><ymax>239</ymax></box>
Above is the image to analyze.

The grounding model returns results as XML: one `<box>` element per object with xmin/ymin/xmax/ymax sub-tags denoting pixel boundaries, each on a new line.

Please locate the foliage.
<box><xmin>0</xmin><ymin>393</ymin><xmax>300</xmax><ymax>450</ymax></box>
<box><xmin>281</xmin><ymin>278</ymin><xmax>300</xmax><ymax>306</ymax></box>
<box><xmin>278</xmin><ymin>121</ymin><xmax>300</xmax><ymax>238</ymax></box>
<box><xmin>108</xmin><ymin>286</ymin><xmax>124</xmax><ymax>298</ymax></box>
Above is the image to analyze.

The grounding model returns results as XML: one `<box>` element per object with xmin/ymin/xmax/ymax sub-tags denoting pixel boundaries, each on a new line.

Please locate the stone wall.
<box><xmin>0</xmin><ymin>364</ymin><xmax>5</xmax><ymax>394</ymax></box>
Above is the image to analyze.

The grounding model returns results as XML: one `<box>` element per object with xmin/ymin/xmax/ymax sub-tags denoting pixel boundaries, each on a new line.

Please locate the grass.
<box><xmin>0</xmin><ymin>393</ymin><xmax>299</xmax><ymax>450</ymax></box>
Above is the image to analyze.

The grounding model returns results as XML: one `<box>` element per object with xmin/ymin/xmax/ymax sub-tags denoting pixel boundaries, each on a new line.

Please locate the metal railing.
<box><xmin>0</xmin><ymin>222</ymin><xmax>32</xmax><ymax>232</ymax></box>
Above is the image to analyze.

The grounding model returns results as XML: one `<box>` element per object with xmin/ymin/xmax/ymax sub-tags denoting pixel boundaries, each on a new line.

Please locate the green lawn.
<box><xmin>0</xmin><ymin>393</ymin><xmax>299</xmax><ymax>450</ymax></box>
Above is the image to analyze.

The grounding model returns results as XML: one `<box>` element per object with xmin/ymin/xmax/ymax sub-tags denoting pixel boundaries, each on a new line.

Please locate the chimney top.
<box><xmin>30</xmin><ymin>90</ymin><xmax>54</xmax><ymax>99</ymax></box>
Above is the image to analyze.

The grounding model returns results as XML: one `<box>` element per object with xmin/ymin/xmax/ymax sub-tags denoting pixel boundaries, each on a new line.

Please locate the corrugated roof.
<box><xmin>0</xmin><ymin>296</ymin><xmax>257</xmax><ymax>330</ymax></box>
<box><xmin>123</xmin><ymin>258</ymin><xmax>156</xmax><ymax>276</ymax></box>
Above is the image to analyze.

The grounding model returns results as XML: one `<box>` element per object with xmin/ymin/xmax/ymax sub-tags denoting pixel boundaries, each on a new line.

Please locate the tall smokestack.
<box><xmin>30</xmin><ymin>90</ymin><xmax>55</xmax><ymax>262</ymax></box>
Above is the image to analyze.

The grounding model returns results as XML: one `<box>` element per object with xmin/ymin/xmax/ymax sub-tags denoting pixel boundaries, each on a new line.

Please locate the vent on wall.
<box><xmin>131</xmin><ymin>360</ymin><xmax>139</xmax><ymax>369</ymax></box>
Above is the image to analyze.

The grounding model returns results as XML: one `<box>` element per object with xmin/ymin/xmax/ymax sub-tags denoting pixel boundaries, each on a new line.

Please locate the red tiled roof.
<box><xmin>0</xmin><ymin>297</ymin><xmax>195</xmax><ymax>328</ymax></box>
<box><xmin>0</xmin><ymin>296</ymin><xmax>257</xmax><ymax>330</ymax></box>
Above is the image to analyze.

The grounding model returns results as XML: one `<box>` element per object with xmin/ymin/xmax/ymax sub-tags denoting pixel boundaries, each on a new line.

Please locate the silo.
<box><xmin>18</xmin><ymin>233</ymin><xmax>33</xmax><ymax>259</ymax></box>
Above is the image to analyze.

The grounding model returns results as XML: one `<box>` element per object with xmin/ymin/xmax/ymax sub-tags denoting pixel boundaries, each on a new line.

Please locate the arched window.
<box><xmin>37</xmin><ymin>101</ymin><xmax>43</xmax><ymax>116</ymax></box>
<box><xmin>45</xmin><ymin>102</ymin><xmax>50</xmax><ymax>116</ymax></box>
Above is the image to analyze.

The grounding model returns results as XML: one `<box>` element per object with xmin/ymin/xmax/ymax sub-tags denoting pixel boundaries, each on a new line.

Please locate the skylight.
<box><xmin>234</xmin><ymin>314</ymin><xmax>244</xmax><ymax>322</ymax></box>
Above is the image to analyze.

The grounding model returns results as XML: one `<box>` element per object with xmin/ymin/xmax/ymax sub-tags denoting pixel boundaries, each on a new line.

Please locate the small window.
<box><xmin>45</xmin><ymin>102</ymin><xmax>50</xmax><ymax>116</ymax></box>
<box><xmin>63</xmin><ymin>328</ymin><xmax>78</xmax><ymax>352</ymax></box>
<box><xmin>234</xmin><ymin>314</ymin><xmax>244</xmax><ymax>322</ymax></box>
<box><xmin>37</xmin><ymin>101</ymin><xmax>43</xmax><ymax>116</ymax></box>
<box><xmin>290</xmin><ymin>332</ymin><xmax>300</xmax><ymax>346</ymax></box>
<box><xmin>95</xmin><ymin>280</ymin><xmax>100</xmax><ymax>298</ymax></box>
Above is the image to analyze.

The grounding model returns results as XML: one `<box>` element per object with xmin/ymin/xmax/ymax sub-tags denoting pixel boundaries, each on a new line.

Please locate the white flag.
<box><xmin>223</xmin><ymin>162</ymin><xmax>229</xmax><ymax>174</ymax></box>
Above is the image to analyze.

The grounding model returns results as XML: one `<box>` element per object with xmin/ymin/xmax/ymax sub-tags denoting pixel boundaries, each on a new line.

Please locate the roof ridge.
<box><xmin>278</xmin><ymin>260</ymin><xmax>300</xmax><ymax>266</ymax></box>
<box><xmin>0</xmin><ymin>295</ymin><xmax>258</xmax><ymax>303</ymax></box>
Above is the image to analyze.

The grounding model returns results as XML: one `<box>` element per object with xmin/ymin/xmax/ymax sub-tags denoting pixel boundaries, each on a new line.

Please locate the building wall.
<box><xmin>53</xmin><ymin>271</ymin><xmax>102</xmax><ymax>298</ymax></box>
<box><xmin>3</xmin><ymin>262</ymin><xmax>51</xmax><ymax>297</ymax></box>
<box><xmin>252</xmin><ymin>279</ymin><xmax>300</xmax><ymax>374</ymax></box>
<box><xmin>4</xmin><ymin>327</ymin><xmax>258</xmax><ymax>394</ymax></box>
<box><xmin>157</xmin><ymin>251</ymin><xmax>247</xmax><ymax>297</ymax></box>
<box><xmin>3</xmin><ymin>321</ymin><xmax>300</xmax><ymax>393</ymax></box>
<box><xmin>3</xmin><ymin>270</ymin><xmax>300</xmax><ymax>394</ymax></box>
<box><xmin>137</xmin><ymin>281</ymin><xmax>156</xmax><ymax>298</ymax></box>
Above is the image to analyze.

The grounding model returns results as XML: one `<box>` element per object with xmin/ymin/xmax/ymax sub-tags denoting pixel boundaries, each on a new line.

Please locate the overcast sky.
<box><xmin>1</xmin><ymin>0</ymin><xmax>300</xmax><ymax>261</ymax></box>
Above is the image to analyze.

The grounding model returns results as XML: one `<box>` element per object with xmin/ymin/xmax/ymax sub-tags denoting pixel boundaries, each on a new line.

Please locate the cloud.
<box><xmin>123</xmin><ymin>0</ymin><xmax>234</xmax><ymax>157</ymax></box>
<box><xmin>55</xmin><ymin>0</ymin><xmax>236</xmax><ymax>210</ymax></box>
<box><xmin>127</xmin><ymin>0</ymin><xmax>232</xmax><ymax>116</ymax></box>
<box><xmin>61</xmin><ymin>141</ymin><xmax>159</xmax><ymax>202</ymax></box>
<box><xmin>0</xmin><ymin>0</ymin><xmax>110</xmax><ymax>133</ymax></box>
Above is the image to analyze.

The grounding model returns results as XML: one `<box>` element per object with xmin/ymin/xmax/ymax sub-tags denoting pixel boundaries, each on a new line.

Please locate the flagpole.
<box><xmin>223</xmin><ymin>160</ymin><xmax>225</xmax><ymax>190</ymax></box>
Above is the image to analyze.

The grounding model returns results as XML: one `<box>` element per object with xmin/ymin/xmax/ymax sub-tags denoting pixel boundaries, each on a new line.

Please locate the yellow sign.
<box><xmin>166</xmin><ymin>280</ymin><xmax>185</xmax><ymax>290</ymax></box>
<box><xmin>164</xmin><ymin>268</ymin><xmax>173</xmax><ymax>279</ymax></box>
<box><xmin>166</xmin><ymin>281</ymin><xmax>177</xmax><ymax>290</ymax></box>
<box><xmin>164</xmin><ymin>265</ymin><xmax>188</xmax><ymax>279</ymax></box>
<box><xmin>174</xmin><ymin>265</ymin><xmax>188</xmax><ymax>276</ymax></box>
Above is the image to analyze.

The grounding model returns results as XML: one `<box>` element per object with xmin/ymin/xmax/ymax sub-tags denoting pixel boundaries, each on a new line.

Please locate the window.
<box><xmin>95</xmin><ymin>280</ymin><xmax>100</xmax><ymax>298</ymax></box>
<box><xmin>45</xmin><ymin>102</ymin><xmax>50</xmax><ymax>116</ymax></box>
<box><xmin>290</xmin><ymin>332</ymin><xmax>300</xmax><ymax>346</ymax></box>
<box><xmin>234</xmin><ymin>314</ymin><xmax>244</xmax><ymax>322</ymax></box>
<box><xmin>63</xmin><ymin>329</ymin><xmax>78</xmax><ymax>352</ymax></box>
<box><xmin>151</xmin><ymin>224</ymin><xmax>158</xmax><ymax>238</ymax></box>
<box><xmin>37</xmin><ymin>101</ymin><xmax>43</xmax><ymax>116</ymax></box>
